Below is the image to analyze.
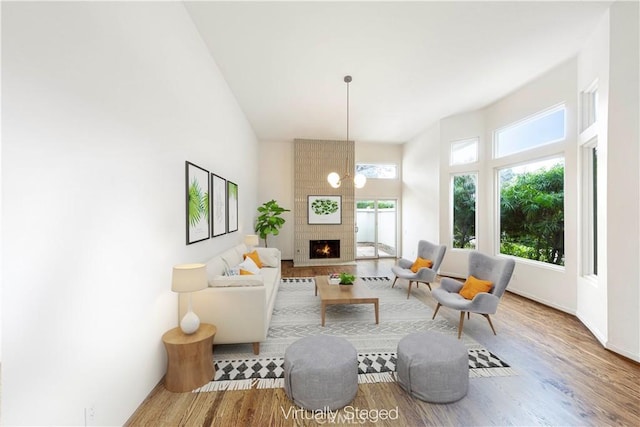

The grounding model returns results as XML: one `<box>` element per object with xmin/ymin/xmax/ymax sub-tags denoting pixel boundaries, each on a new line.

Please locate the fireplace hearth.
<box><xmin>309</xmin><ymin>240</ymin><xmax>340</xmax><ymax>259</ymax></box>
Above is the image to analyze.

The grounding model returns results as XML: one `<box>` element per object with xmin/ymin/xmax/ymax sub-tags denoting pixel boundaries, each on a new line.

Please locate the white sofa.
<box><xmin>178</xmin><ymin>243</ymin><xmax>281</xmax><ymax>355</ymax></box>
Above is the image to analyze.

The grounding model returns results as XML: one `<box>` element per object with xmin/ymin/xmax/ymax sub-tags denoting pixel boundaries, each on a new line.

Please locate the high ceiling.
<box><xmin>184</xmin><ymin>1</ymin><xmax>611</xmax><ymax>143</ymax></box>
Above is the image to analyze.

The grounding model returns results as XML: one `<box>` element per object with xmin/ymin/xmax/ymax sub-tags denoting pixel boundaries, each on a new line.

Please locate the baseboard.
<box><xmin>576</xmin><ymin>311</ymin><xmax>607</xmax><ymax>346</ymax></box>
<box><xmin>438</xmin><ymin>271</ymin><xmax>465</xmax><ymax>280</ymax></box>
<box><xmin>605</xmin><ymin>343</ymin><xmax>640</xmax><ymax>363</ymax></box>
<box><xmin>504</xmin><ymin>288</ymin><xmax>576</xmax><ymax>316</ymax></box>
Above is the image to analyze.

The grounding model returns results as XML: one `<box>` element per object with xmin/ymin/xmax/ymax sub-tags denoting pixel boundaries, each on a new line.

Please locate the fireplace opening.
<box><xmin>310</xmin><ymin>240</ymin><xmax>340</xmax><ymax>259</ymax></box>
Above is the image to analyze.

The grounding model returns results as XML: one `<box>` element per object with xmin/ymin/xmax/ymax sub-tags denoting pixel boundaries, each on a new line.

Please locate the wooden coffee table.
<box><xmin>314</xmin><ymin>275</ymin><xmax>379</xmax><ymax>326</ymax></box>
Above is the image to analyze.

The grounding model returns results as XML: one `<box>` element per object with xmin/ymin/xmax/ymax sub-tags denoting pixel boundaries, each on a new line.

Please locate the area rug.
<box><xmin>194</xmin><ymin>277</ymin><xmax>515</xmax><ymax>392</ymax></box>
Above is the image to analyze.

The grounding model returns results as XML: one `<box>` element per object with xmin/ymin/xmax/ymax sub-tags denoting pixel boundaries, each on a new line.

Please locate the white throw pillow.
<box><xmin>255</xmin><ymin>248</ymin><xmax>279</xmax><ymax>267</ymax></box>
<box><xmin>237</xmin><ymin>256</ymin><xmax>260</xmax><ymax>275</ymax></box>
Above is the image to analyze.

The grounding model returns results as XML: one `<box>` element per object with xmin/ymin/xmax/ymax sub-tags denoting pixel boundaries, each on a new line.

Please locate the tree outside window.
<box><xmin>499</xmin><ymin>158</ymin><xmax>565</xmax><ymax>266</ymax></box>
<box><xmin>452</xmin><ymin>174</ymin><xmax>477</xmax><ymax>249</ymax></box>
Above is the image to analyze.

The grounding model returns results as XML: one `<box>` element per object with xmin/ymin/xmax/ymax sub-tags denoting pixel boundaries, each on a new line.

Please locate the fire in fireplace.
<box><xmin>309</xmin><ymin>240</ymin><xmax>340</xmax><ymax>259</ymax></box>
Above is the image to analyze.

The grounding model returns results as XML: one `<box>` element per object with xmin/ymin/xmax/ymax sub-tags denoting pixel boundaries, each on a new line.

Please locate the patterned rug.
<box><xmin>194</xmin><ymin>277</ymin><xmax>515</xmax><ymax>392</ymax></box>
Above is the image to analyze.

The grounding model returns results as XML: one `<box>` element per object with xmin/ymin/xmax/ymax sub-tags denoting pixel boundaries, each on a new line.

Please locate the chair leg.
<box><xmin>467</xmin><ymin>312</ymin><xmax>470</xmax><ymax>320</ymax></box>
<box><xmin>483</xmin><ymin>314</ymin><xmax>497</xmax><ymax>335</ymax></box>
<box><xmin>432</xmin><ymin>303</ymin><xmax>442</xmax><ymax>320</ymax></box>
<box><xmin>407</xmin><ymin>281</ymin><xmax>413</xmax><ymax>299</ymax></box>
<box><xmin>392</xmin><ymin>277</ymin><xmax>398</xmax><ymax>288</ymax></box>
<box><xmin>458</xmin><ymin>311</ymin><xmax>466</xmax><ymax>339</ymax></box>
<box><xmin>425</xmin><ymin>282</ymin><xmax>432</xmax><ymax>291</ymax></box>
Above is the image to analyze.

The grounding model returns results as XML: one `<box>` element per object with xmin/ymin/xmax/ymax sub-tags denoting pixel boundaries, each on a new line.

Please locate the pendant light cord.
<box><xmin>346</xmin><ymin>77</ymin><xmax>350</xmax><ymax>142</ymax></box>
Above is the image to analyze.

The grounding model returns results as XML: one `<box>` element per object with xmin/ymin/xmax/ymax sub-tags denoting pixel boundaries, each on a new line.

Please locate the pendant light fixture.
<box><xmin>327</xmin><ymin>75</ymin><xmax>367</xmax><ymax>189</ymax></box>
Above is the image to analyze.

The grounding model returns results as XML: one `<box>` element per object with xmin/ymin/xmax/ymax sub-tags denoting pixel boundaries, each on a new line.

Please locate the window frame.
<box><xmin>494</xmin><ymin>104</ymin><xmax>567</xmax><ymax>159</ymax></box>
<box><xmin>355</xmin><ymin>163</ymin><xmax>398</xmax><ymax>180</ymax></box>
<box><xmin>580</xmin><ymin>139</ymin><xmax>598</xmax><ymax>277</ymax></box>
<box><xmin>450</xmin><ymin>137</ymin><xmax>479</xmax><ymax>166</ymax></box>
<box><xmin>580</xmin><ymin>80</ymin><xmax>599</xmax><ymax>133</ymax></box>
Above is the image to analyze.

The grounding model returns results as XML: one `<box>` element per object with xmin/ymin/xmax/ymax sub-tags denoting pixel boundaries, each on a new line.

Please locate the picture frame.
<box><xmin>308</xmin><ymin>195</ymin><xmax>342</xmax><ymax>225</ymax></box>
<box><xmin>185</xmin><ymin>161</ymin><xmax>210</xmax><ymax>244</ymax></box>
<box><xmin>211</xmin><ymin>173</ymin><xmax>227</xmax><ymax>237</ymax></box>
<box><xmin>227</xmin><ymin>180</ymin><xmax>238</xmax><ymax>233</ymax></box>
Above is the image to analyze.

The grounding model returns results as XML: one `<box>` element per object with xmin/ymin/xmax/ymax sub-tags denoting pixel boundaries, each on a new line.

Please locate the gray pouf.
<box><xmin>284</xmin><ymin>335</ymin><xmax>358</xmax><ymax>411</ymax></box>
<box><xmin>396</xmin><ymin>331</ymin><xmax>469</xmax><ymax>403</ymax></box>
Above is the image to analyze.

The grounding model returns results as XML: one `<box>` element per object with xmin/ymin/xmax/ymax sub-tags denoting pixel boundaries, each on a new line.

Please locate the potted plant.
<box><xmin>338</xmin><ymin>273</ymin><xmax>356</xmax><ymax>285</ymax></box>
<box><xmin>254</xmin><ymin>199</ymin><xmax>290</xmax><ymax>247</ymax></box>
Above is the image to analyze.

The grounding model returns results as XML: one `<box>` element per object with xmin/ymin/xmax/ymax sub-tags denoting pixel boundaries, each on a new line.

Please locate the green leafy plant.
<box><xmin>255</xmin><ymin>199</ymin><xmax>290</xmax><ymax>247</ymax></box>
<box><xmin>339</xmin><ymin>272</ymin><xmax>356</xmax><ymax>285</ymax></box>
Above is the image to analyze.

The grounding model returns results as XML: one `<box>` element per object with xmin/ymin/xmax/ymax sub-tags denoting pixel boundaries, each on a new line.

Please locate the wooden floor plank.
<box><xmin>126</xmin><ymin>259</ymin><xmax>640</xmax><ymax>427</ymax></box>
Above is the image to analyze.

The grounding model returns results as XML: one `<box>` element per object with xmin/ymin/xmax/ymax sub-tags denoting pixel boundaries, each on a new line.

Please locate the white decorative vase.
<box><xmin>180</xmin><ymin>310</ymin><xmax>200</xmax><ymax>334</ymax></box>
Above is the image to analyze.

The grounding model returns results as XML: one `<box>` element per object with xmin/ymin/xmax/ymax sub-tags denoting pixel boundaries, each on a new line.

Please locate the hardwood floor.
<box><xmin>126</xmin><ymin>259</ymin><xmax>640</xmax><ymax>426</ymax></box>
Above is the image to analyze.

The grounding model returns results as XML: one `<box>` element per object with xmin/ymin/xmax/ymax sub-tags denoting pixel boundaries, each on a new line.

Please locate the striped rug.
<box><xmin>194</xmin><ymin>277</ymin><xmax>515</xmax><ymax>392</ymax></box>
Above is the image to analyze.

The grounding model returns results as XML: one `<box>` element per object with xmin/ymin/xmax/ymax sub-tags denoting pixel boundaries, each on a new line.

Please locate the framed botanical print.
<box><xmin>227</xmin><ymin>180</ymin><xmax>238</xmax><ymax>233</ymax></box>
<box><xmin>211</xmin><ymin>173</ymin><xmax>227</xmax><ymax>237</ymax></box>
<box><xmin>186</xmin><ymin>161</ymin><xmax>210</xmax><ymax>244</ymax></box>
<box><xmin>308</xmin><ymin>195</ymin><xmax>341</xmax><ymax>225</ymax></box>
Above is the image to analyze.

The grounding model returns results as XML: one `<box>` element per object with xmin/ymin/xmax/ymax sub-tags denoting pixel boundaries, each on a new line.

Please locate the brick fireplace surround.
<box><xmin>293</xmin><ymin>139</ymin><xmax>356</xmax><ymax>266</ymax></box>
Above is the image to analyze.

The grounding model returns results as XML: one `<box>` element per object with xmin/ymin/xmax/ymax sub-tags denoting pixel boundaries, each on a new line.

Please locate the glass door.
<box><xmin>356</xmin><ymin>199</ymin><xmax>397</xmax><ymax>259</ymax></box>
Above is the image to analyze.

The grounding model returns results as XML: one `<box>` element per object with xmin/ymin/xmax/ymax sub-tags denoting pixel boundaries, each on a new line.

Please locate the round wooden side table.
<box><xmin>162</xmin><ymin>323</ymin><xmax>216</xmax><ymax>392</ymax></box>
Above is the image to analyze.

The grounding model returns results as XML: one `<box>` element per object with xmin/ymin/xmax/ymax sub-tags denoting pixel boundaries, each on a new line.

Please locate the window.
<box><xmin>581</xmin><ymin>143</ymin><xmax>598</xmax><ymax>275</ymax></box>
<box><xmin>495</xmin><ymin>105</ymin><xmax>566</xmax><ymax>158</ymax></box>
<box><xmin>581</xmin><ymin>81</ymin><xmax>598</xmax><ymax>132</ymax></box>
<box><xmin>451</xmin><ymin>138</ymin><xmax>478</xmax><ymax>165</ymax></box>
<box><xmin>356</xmin><ymin>164</ymin><xmax>397</xmax><ymax>179</ymax></box>
<box><xmin>452</xmin><ymin>173</ymin><xmax>477</xmax><ymax>249</ymax></box>
<box><xmin>499</xmin><ymin>157</ymin><xmax>565</xmax><ymax>266</ymax></box>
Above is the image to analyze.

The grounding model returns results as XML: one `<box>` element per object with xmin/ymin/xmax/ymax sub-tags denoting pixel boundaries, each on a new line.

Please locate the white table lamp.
<box><xmin>244</xmin><ymin>234</ymin><xmax>259</xmax><ymax>251</ymax></box>
<box><xmin>172</xmin><ymin>263</ymin><xmax>207</xmax><ymax>334</ymax></box>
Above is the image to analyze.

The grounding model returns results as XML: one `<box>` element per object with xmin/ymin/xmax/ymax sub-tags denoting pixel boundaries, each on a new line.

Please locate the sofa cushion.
<box><xmin>210</xmin><ymin>275</ymin><xmax>264</xmax><ymax>287</ymax></box>
<box><xmin>206</xmin><ymin>257</ymin><xmax>227</xmax><ymax>281</ymax></box>
<box><xmin>220</xmin><ymin>246</ymin><xmax>244</xmax><ymax>269</ymax></box>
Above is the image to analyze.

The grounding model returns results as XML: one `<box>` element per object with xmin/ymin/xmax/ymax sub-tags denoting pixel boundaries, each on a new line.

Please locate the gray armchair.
<box><xmin>432</xmin><ymin>251</ymin><xmax>515</xmax><ymax>339</ymax></box>
<box><xmin>391</xmin><ymin>240</ymin><xmax>447</xmax><ymax>299</ymax></box>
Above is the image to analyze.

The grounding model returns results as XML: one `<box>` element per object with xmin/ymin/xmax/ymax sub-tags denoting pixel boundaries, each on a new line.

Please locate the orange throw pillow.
<box><xmin>459</xmin><ymin>275</ymin><xmax>493</xmax><ymax>300</ymax></box>
<box><xmin>239</xmin><ymin>269</ymin><xmax>255</xmax><ymax>275</ymax></box>
<box><xmin>410</xmin><ymin>257</ymin><xmax>433</xmax><ymax>273</ymax></box>
<box><xmin>243</xmin><ymin>250</ymin><xmax>263</xmax><ymax>268</ymax></box>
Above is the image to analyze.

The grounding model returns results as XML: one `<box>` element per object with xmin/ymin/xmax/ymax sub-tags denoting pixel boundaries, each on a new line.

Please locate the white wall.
<box><xmin>2</xmin><ymin>2</ymin><xmax>258</xmax><ymax>425</ymax></box>
<box><xmin>401</xmin><ymin>123</ymin><xmax>440</xmax><ymax>259</ymax></box>
<box><xmin>406</xmin><ymin>2</ymin><xmax>639</xmax><ymax>362</ymax></box>
<box><xmin>435</xmin><ymin>60</ymin><xmax>579</xmax><ymax>313</ymax></box>
<box><xmin>355</xmin><ymin>142</ymin><xmax>403</xmax><ymax>200</ymax></box>
<box><xmin>605</xmin><ymin>0</ymin><xmax>640</xmax><ymax>361</ymax></box>
<box><xmin>257</xmin><ymin>140</ymin><xmax>294</xmax><ymax>258</ymax></box>
<box><xmin>0</xmin><ymin>2</ymin><xmax>3</xmax><ymax>364</ymax></box>
<box><xmin>482</xmin><ymin>58</ymin><xmax>579</xmax><ymax>314</ymax></box>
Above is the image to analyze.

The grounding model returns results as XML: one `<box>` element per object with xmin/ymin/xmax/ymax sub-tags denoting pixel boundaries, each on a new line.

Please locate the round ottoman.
<box><xmin>396</xmin><ymin>331</ymin><xmax>469</xmax><ymax>403</ymax></box>
<box><xmin>284</xmin><ymin>335</ymin><xmax>358</xmax><ymax>411</ymax></box>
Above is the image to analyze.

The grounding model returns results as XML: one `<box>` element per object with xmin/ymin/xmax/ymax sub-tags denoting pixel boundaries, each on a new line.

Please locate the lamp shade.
<box><xmin>327</xmin><ymin>172</ymin><xmax>341</xmax><ymax>187</ymax></box>
<box><xmin>244</xmin><ymin>234</ymin><xmax>259</xmax><ymax>247</ymax></box>
<box><xmin>354</xmin><ymin>173</ymin><xmax>367</xmax><ymax>189</ymax></box>
<box><xmin>171</xmin><ymin>263</ymin><xmax>207</xmax><ymax>293</ymax></box>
